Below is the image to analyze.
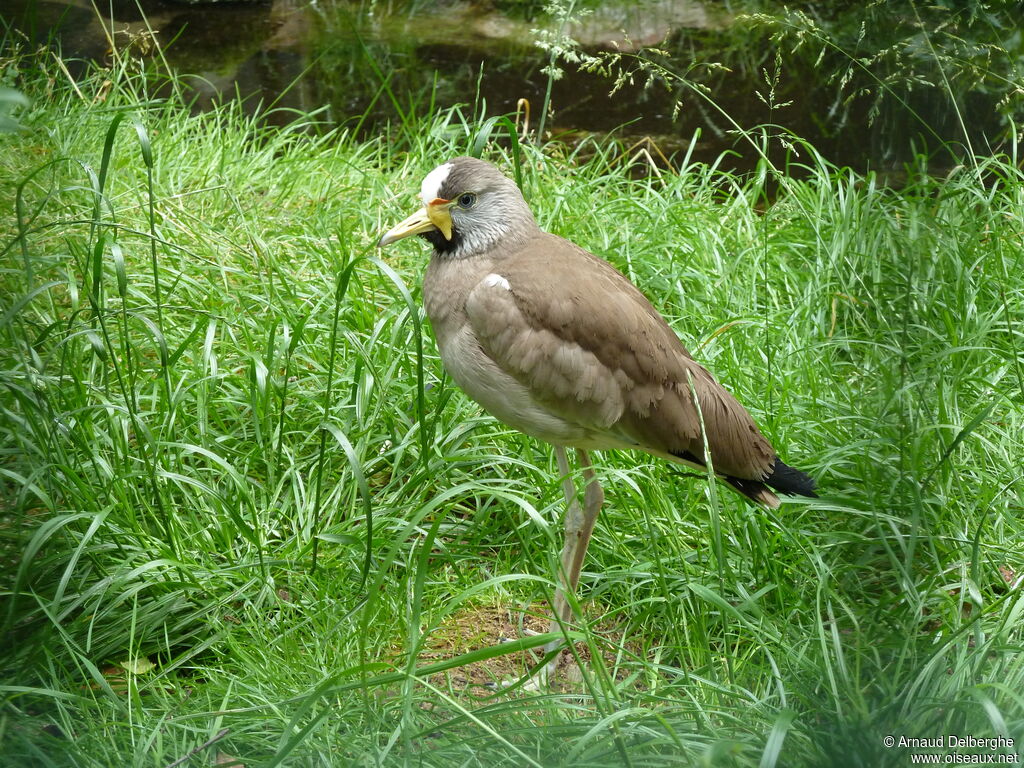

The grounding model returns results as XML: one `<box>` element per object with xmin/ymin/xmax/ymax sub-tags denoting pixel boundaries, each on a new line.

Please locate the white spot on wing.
<box><xmin>481</xmin><ymin>273</ymin><xmax>511</xmax><ymax>291</ymax></box>
<box><xmin>420</xmin><ymin>162</ymin><xmax>453</xmax><ymax>202</ymax></box>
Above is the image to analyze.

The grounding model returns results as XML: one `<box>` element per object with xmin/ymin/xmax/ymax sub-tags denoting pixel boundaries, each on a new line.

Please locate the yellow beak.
<box><xmin>377</xmin><ymin>198</ymin><xmax>453</xmax><ymax>247</ymax></box>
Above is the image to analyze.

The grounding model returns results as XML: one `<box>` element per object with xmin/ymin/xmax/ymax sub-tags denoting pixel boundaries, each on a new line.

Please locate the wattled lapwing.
<box><xmin>378</xmin><ymin>156</ymin><xmax>816</xmax><ymax>680</ymax></box>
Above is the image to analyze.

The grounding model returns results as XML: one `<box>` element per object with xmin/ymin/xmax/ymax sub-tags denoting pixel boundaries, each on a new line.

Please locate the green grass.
<box><xmin>1</xmin><ymin>50</ymin><xmax>1023</xmax><ymax>767</ymax></box>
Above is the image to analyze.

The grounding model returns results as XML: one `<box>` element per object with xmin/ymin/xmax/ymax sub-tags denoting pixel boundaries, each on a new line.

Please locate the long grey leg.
<box><xmin>549</xmin><ymin>446</ymin><xmax>580</xmax><ymax>637</ymax></box>
<box><xmin>544</xmin><ymin>447</ymin><xmax>603</xmax><ymax>678</ymax></box>
<box><xmin>566</xmin><ymin>448</ymin><xmax>603</xmax><ymax>594</ymax></box>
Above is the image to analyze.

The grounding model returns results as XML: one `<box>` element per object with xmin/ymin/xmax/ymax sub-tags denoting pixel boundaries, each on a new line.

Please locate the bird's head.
<box><xmin>377</xmin><ymin>156</ymin><xmax>537</xmax><ymax>259</ymax></box>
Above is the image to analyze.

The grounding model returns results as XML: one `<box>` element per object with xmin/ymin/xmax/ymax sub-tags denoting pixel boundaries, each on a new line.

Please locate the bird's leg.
<box><xmin>544</xmin><ymin>447</ymin><xmax>603</xmax><ymax>678</ymax></box>
<box><xmin>501</xmin><ymin>447</ymin><xmax>582</xmax><ymax>690</ymax></box>
<box><xmin>504</xmin><ymin>446</ymin><xmax>578</xmax><ymax>644</ymax></box>
<box><xmin>550</xmin><ymin>445</ymin><xmax>581</xmax><ymax>631</ymax></box>
<box><xmin>567</xmin><ymin>448</ymin><xmax>603</xmax><ymax>594</ymax></box>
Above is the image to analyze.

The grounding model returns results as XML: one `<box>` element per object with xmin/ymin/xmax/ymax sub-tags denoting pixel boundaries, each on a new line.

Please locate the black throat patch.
<box><xmin>421</xmin><ymin>227</ymin><xmax>463</xmax><ymax>255</ymax></box>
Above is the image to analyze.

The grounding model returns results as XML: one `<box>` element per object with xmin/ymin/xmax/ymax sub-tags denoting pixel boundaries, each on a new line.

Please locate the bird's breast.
<box><xmin>436</xmin><ymin>323</ymin><xmax>591</xmax><ymax>446</ymax></box>
<box><xmin>423</xmin><ymin>253</ymin><xmax>632</xmax><ymax>451</ymax></box>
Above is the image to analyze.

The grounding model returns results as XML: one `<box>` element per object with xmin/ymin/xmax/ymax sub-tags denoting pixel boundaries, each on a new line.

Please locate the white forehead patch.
<box><xmin>481</xmin><ymin>273</ymin><xmax>511</xmax><ymax>291</ymax></box>
<box><xmin>420</xmin><ymin>162</ymin><xmax>454</xmax><ymax>202</ymax></box>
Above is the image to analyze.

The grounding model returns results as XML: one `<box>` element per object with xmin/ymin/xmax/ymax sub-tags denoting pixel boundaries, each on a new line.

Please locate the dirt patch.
<box><xmin>413</xmin><ymin>602</ymin><xmax>645</xmax><ymax>695</ymax></box>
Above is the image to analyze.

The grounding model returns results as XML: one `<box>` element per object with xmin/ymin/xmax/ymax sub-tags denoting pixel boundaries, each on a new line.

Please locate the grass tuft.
<box><xmin>1</xmin><ymin>43</ymin><xmax>1022</xmax><ymax>767</ymax></box>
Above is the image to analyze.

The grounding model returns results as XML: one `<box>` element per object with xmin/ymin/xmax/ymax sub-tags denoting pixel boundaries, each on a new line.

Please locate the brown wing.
<box><xmin>464</xmin><ymin>232</ymin><xmax>776</xmax><ymax>480</ymax></box>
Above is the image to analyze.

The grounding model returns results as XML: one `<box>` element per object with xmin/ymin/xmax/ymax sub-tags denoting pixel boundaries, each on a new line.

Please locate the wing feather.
<box><xmin>464</xmin><ymin>232</ymin><xmax>775</xmax><ymax>480</ymax></box>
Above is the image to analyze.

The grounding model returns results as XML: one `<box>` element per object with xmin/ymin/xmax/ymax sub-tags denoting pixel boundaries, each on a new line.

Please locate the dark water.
<box><xmin>5</xmin><ymin>0</ymin><xmax>1015</xmax><ymax>174</ymax></box>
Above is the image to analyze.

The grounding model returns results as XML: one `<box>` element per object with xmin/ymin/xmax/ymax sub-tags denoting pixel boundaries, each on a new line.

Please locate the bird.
<box><xmin>377</xmin><ymin>156</ymin><xmax>816</xmax><ymax>681</ymax></box>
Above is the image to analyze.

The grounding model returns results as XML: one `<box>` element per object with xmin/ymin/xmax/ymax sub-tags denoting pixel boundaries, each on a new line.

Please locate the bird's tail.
<box><xmin>724</xmin><ymin>457</ymin><xmax>817</xmax><ymax>510</ymax></box>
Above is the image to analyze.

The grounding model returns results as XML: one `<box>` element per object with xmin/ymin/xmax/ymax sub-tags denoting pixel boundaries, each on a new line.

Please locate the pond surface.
<box><xmin>8</xmin><ymin>0</ymin><xmax>1016</xmax><ymax>174</ymax></box>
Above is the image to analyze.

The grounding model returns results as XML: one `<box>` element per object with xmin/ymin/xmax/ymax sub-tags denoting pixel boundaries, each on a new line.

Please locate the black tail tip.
<box><xmin>765</xmin><ymin>457</ymin><xmax>817</xmax><ymax>498</ymax></box>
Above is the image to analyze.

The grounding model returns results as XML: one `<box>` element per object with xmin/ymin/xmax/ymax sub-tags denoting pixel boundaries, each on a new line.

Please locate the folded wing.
<box><xmin>464</xmin><ymin>233</ymin><xmax>777</xmax><ymax>482</ymax></box>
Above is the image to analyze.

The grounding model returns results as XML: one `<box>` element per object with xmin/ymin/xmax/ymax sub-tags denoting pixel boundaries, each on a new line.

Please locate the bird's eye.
<box><xmin>457</xmin><ymin>193</ymin><xmax>476</xmax><ymax>208</ymax></box>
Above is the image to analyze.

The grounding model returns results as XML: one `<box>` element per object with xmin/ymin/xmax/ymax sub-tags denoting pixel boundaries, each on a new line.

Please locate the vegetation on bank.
<box><xmin>1</xmin><ymin>41</ymin><xmax>1023</xmax><ymax>767</ymax></box>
